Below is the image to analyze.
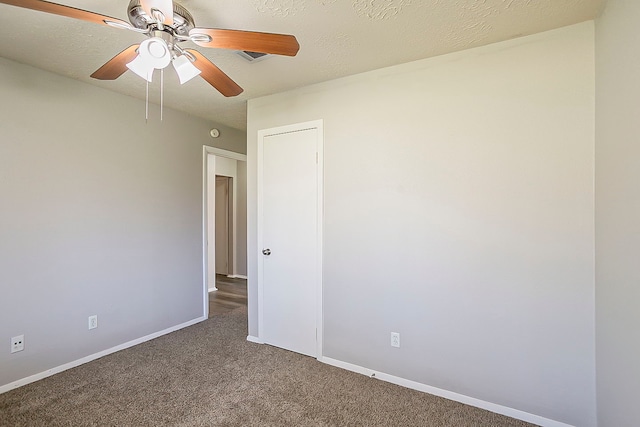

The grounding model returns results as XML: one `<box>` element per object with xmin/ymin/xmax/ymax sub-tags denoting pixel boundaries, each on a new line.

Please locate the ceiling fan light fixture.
<box><xmin>140</xmin><ymin>37</ymin><xmax>172</xmax><ymax>68</ymax></box>
<box><xmin>126</xmin><ymin>54</ymin><xmax>154</xmax><ymax>82</ymax></box>
<box><xmin>126</xmin><ymin>36</ymin><xmax>173</xmax><ymax>81</ymax></box>
<box><xmin>172</xmin><ymin>54</ymin><xmax>201</xmax><ymax>84</ymax></box>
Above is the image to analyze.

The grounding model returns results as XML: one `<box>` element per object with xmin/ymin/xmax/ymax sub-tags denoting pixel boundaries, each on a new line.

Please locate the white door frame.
<box><xmin>257</xmin><ymin>120</ymin><xmax>324</xmax><ymax>359</ymax></box>
<box><xmin>202</xmin><ymin>146</ymin><xmax>247</xmax><ymax>318</ymax></box>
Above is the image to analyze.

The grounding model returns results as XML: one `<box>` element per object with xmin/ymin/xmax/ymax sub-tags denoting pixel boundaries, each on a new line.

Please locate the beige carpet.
<box><xmin>0</xmin><ymin>308</ymin><xmax>536</xmax><ymax>426</ymax></box>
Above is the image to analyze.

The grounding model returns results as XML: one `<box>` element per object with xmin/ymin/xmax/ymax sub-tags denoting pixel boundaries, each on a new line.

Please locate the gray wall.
<box><xmin>595</xmin><ymin>1</ymin><xmax>640</xmax><ymax>425</ymax></box>
<box><xmin>0</xmin><ymin>57</ymin><xmax>246</xmax><ymax>388</ymax></box>
<box><xmin>247</xmin><ymin>23</ymin><xmax>596</xmax><ymax>426</ymax></box>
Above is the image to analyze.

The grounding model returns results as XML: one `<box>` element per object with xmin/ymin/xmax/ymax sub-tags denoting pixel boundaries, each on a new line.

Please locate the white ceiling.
<box><xmin>0</xmin><ymin>0</ymin><xmax>603</xmax><ymax>131</ymax></box>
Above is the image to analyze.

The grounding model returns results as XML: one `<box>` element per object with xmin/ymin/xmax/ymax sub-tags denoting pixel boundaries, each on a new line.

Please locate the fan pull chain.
<box><xmin>145</xmin><ymin>71</ymin><xmax>150</xmax><ymax>123</ymax></box>
<box><xmin>161</xmin><ymin>68</ymin><xmax>164</xmax><ymax>122</ymax></box>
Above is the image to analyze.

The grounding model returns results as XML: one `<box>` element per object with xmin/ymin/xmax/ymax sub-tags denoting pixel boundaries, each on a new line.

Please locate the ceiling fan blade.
<box><xmin>189</xmin><ymin>28</ymin><xmax>300</xmax><ymax>57</ymax></box>
<box><xmin>186</xmin><ymin>50</ymin><xmax>243</xmax><ymax>97</ymax></box>
<box><xmin>90</xmin><ymin>44</ymin><xmax>140</xmax><ymax>80</ymax></box>
<box><xmin>140</xmin><ymin>0</ymin><xmax>173</xmax><ymax>25</ymax></box>
<box><xmin>0</xmin><ymin>0</ymin><xmax>132</xmax><ymax>29</ymax></box>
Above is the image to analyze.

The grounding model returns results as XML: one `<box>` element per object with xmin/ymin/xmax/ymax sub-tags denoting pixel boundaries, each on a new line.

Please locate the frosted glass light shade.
<box><xmin>126</xmin><ymin>55</ymin><xmax>154</xmax><ymax>82</ymax></box>
<box><xmin>172</xmin><ymin>55</ymin><xmax>201</xmax><ymax>84</ymax></box>
<box><xmin>126</xmin><ymin>37</ymin><xmax>173</xmax><ymax>82</ymax></box>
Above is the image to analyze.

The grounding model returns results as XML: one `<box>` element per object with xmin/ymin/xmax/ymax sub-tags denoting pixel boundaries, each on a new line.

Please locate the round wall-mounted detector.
<box><xmin>210</xmin><ymin>128</ymin><xmax>220</xmax><ymax>138</ymax></box>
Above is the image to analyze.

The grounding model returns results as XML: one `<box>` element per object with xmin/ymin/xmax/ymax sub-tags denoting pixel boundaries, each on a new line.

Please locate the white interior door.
<box><xmin>260</xmin><ymin>124</ymin><xmax>321</xmax><ymax>357</ymax></box>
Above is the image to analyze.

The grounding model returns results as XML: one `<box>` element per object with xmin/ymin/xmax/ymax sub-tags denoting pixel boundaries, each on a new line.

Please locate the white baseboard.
<box><xmin>228</xmin><ymin>275</ymin><xmax>248</xmax><ymax>280</ymax></box>
<box><xmin>246</xmin><ymin>335</ymin><xmax>264</xmax><ymax>344</ymax></box>
<box><xmin>319</xmin><ymin>357</ymin><xmax>574</xmax><ymax>427</ymax></box>
<box><xmin>0</xmin><ymin>315</ymin><xmax>207</xmax><ymax>395</ymax></box>
<box><xmin>208</xmin><ymin>287</ymin><xmax>218</xmax><ymax>292</ymax></box>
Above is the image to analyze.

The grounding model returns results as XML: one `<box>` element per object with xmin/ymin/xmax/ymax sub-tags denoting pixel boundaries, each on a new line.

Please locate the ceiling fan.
<box><xmin>0</xmin><ymin>0</ymin><xmax>300</xmax><ymax>97</ymax></box>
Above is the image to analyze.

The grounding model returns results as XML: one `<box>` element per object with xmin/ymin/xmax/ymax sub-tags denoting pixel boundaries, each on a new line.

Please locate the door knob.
<box><xmin>262</xmin><ymin>248</ymin><xmax>271</xmax><ymax>256</ymax></box>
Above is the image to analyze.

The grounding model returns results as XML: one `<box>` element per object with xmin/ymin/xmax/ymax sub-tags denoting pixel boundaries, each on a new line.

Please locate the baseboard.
<box><xmin>208</xmin><ymin>287</ymin><xmax>218</xmax><ymax>292</ymax></box>
<box><xmin>228</xmin><ymin>275</ymin><xmax>248</xmax><ymax>280</ymax></box>
<box><xmin>0</xmin><ymin>315</ymin><xmax>207</xmax><ymax>395</ymax></box>
<box><xmin>246</xmin><ymin>335</ymin><xmax>264</xmax><ymax>344</ymax></box>
<box><xmin>319</xmin><ymin>357</ymin><xmax>574</xmax><ymax>427</ymax></box>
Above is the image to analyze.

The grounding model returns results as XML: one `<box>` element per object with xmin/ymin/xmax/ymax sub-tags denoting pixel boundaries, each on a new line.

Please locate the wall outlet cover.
<box><xmin>391</xmin><ymin>332</ymin><xmax>400</xmax><ymax>348</ymax></box>
<box><xmin>11</xmin><ymin>335</ymin><xmax>24</xmax><ymax>353</ymax></box>
<box><xmin>88</xmin><ymin>315</ymin><xmax>98</xmax><ymax>330</ymax></box>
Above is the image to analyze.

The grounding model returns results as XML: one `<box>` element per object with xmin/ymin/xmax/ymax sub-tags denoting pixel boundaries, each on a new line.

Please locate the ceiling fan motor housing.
<box><xmin>127</xmin><ymin>0</ymin><xmax>195</xmax><ymax>36</ymax></box>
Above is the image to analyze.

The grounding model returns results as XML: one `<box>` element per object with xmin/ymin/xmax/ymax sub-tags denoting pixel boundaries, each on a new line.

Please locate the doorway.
<box><xmin>202</xmin><ymin>147</ymin><xmax>247</xmax><ymax>318</ymax></box>
<box><xmin>257</xmin><ymin>120</ymin><xmax>324</xmax><ymax>358</ymax></box>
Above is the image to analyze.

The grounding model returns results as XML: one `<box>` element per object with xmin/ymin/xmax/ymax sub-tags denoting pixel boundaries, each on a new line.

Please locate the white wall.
<box><xmin>214</xmin><ymin>156</ymin><xmax>238</xmax><ymax>178</ymax></box>
<box><xmin>595</xmin><ymin>1</ymin><xmax>640</xmax><ymax>425</ymax></box>
<box><xmin>247</xmin><ymin>23</ymin><xmax>595</xmax><ymax>426</ymax></box>
<box><xmin>0</xmin><ymin>57</ymin><xmax>246</xmax><ymax>389</ymax></box>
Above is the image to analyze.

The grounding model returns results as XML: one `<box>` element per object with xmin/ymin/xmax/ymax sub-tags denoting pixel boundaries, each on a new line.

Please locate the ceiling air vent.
<box><xmin>237</xmin><ymin>50</ymin><xmax>269</xmax><ymax>62</ymax></box>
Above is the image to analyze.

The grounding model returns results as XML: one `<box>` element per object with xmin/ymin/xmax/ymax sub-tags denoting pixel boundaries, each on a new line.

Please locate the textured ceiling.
<box><xmin>0</xmin><ymin>0</ymin><xmax>604</xmax><ymax>130</ymax></box>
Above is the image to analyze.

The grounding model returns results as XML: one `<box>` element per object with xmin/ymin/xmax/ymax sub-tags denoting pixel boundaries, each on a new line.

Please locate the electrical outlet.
<box><xmin>11</xmin><ymin>335</ymin><xmax>24</xmax><ymax>353</ymax></box>
<box><xmin>391</xmin><ymin>332</ymin><xmax>400</xmax><ymax>348</ymax></box>
<box><xmin>88</xmin><ymin>315</ymin><xmax>98</xmax><ymax>330</ymax></box>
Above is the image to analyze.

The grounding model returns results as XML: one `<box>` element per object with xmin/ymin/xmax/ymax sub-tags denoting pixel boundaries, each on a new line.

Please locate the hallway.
<box><xmin>209</xmin><ymin>275</ymin><xmax>247</xmax><ymax>317</ymax></box>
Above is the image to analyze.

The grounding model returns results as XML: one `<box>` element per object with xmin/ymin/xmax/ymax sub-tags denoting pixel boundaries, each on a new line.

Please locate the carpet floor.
<box><xmin>0</xmin><ymin>308</ymin><xmax>537</xmax><ymax>426</ymax></box>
